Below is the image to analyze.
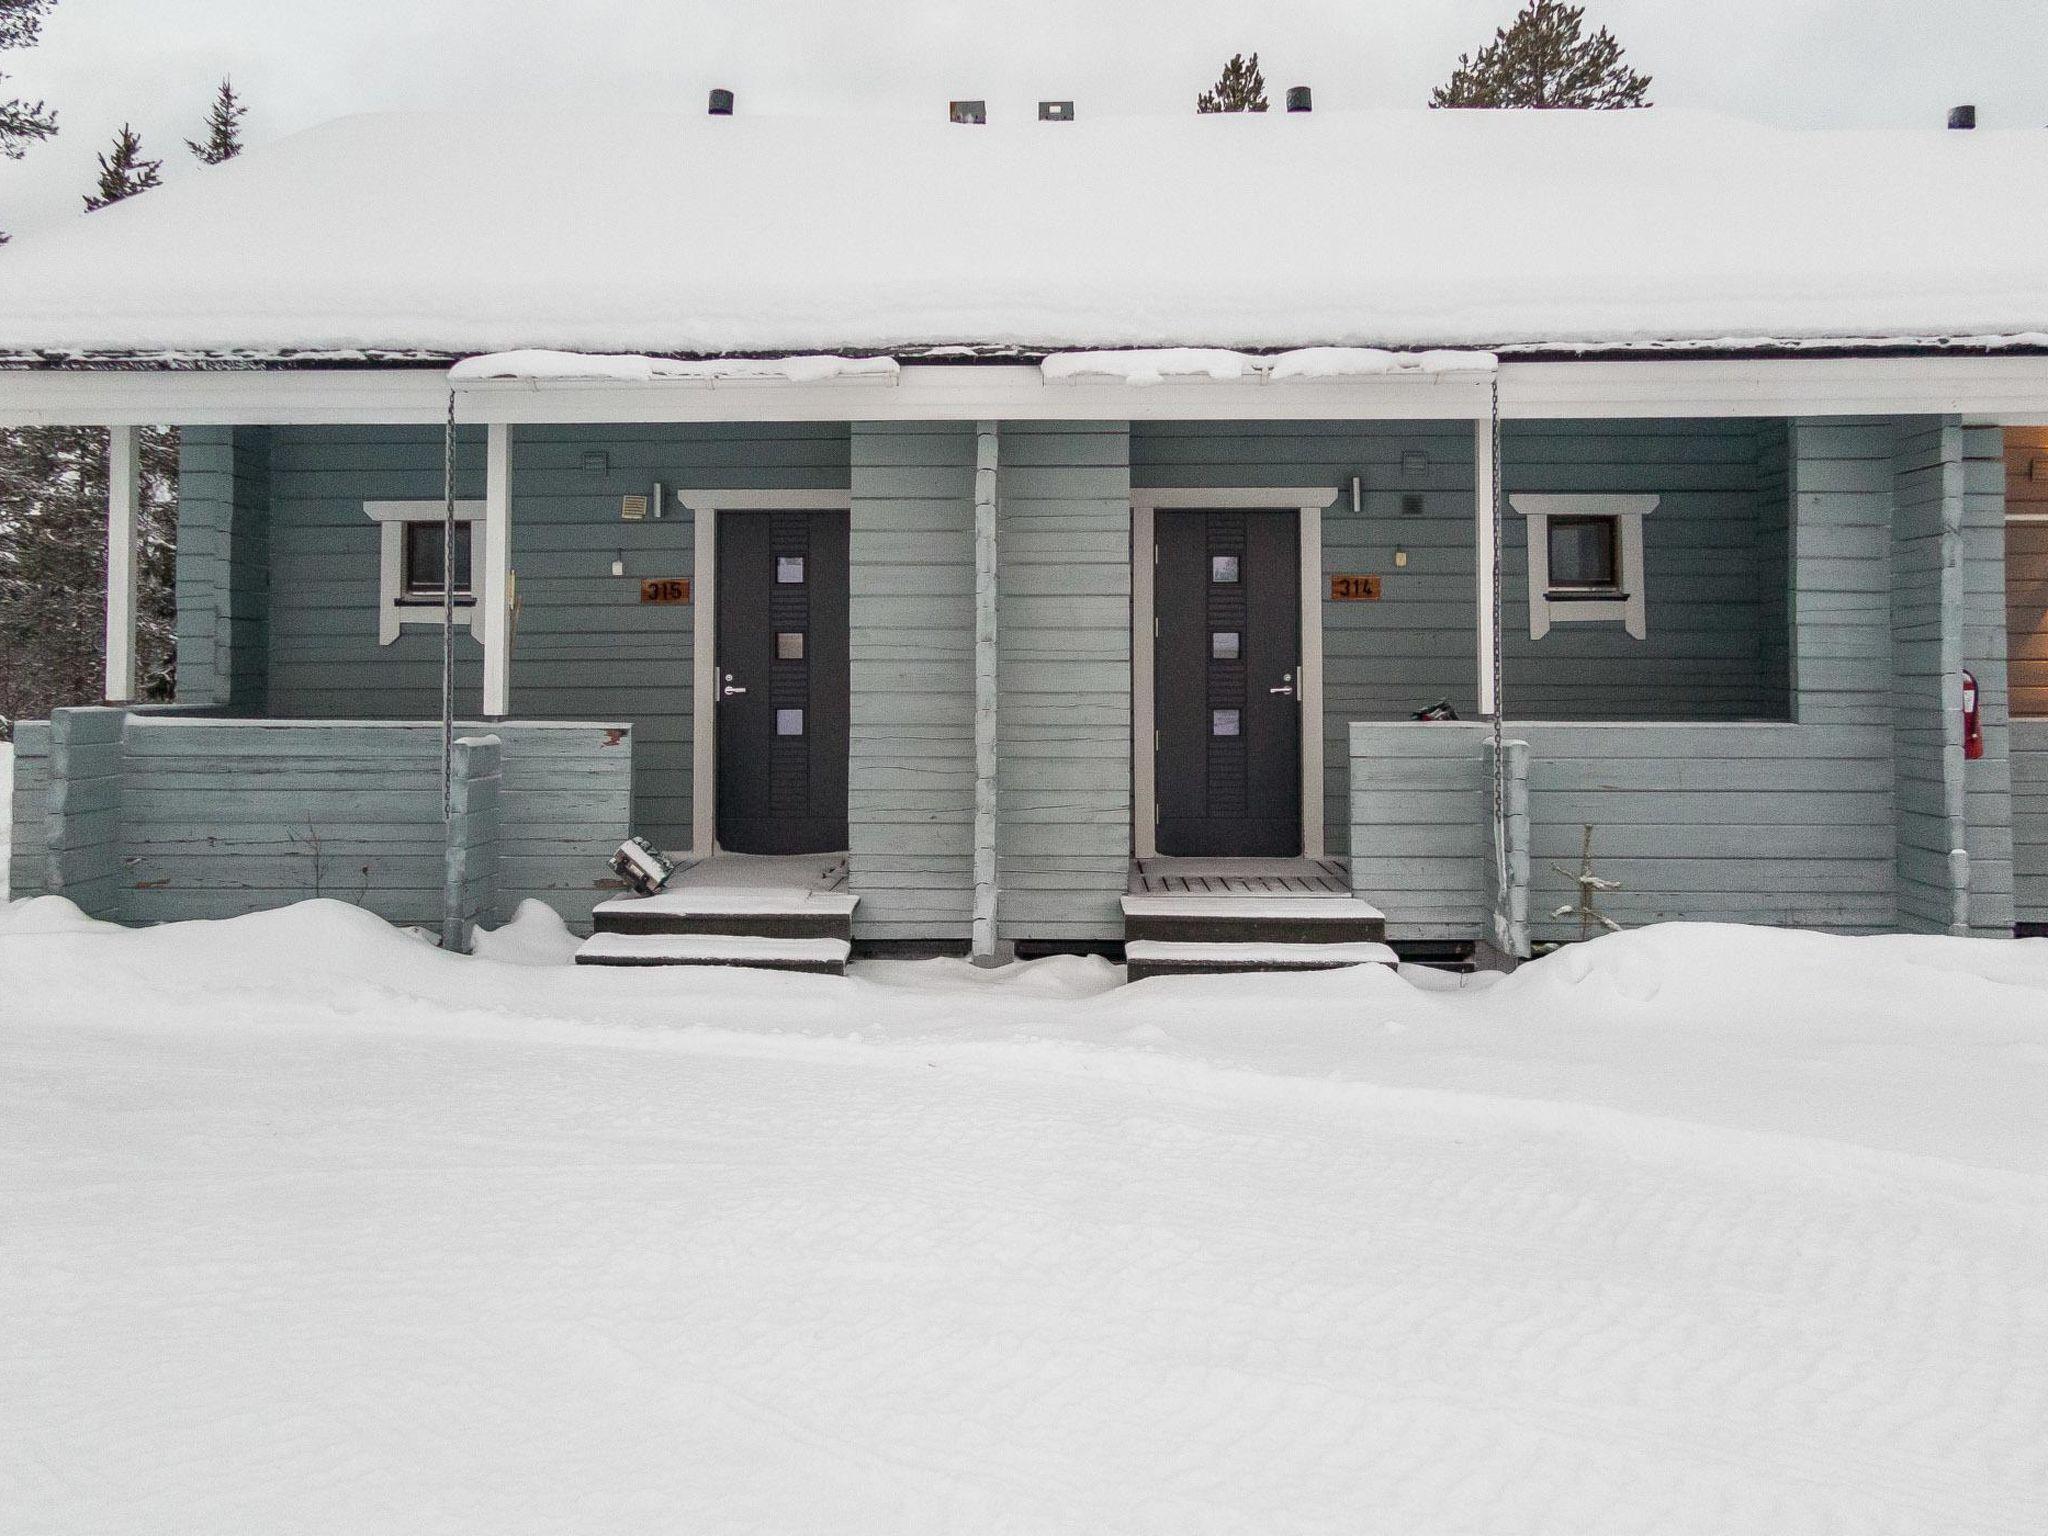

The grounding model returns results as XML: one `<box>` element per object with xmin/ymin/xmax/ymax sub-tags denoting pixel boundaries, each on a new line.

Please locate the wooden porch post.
<box><xmin>1474</xmin><ymin>415</ymin><xmax>1496</xmax><ymax>719</ymax></box>
<box><xmin>481</xmin><ymin>422</ymin><xmax>513</xmax><ymax>719</ymax></box>
<box><xmin>971</xmin><ymin>420</ymin><xmax>1000</xmax><ymax>962</ymax></box>
<box><xmin>104</xmin><ymin>425</ymin><xmax>141</xmax><ymax>702</ymax></box>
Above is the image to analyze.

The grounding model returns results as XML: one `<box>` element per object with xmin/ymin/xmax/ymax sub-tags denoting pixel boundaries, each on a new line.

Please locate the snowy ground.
<box><xmin>4</xmin><ymin>897</ymin><xmax>2046</xmax><ymax>1534</ymax></box>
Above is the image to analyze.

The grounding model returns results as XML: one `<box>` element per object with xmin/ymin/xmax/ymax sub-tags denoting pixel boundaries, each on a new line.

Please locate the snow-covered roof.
<box><xmin>1</xmin><ymin>108</ymin><xmax>2044</xmax><ymax>361</ymax></box>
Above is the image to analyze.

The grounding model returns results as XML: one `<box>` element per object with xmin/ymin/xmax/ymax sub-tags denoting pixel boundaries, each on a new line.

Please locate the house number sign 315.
<box><xmin>639</xmin><ymin>577</ymin><xmax>691</xmax><ymax>605</ymax></box>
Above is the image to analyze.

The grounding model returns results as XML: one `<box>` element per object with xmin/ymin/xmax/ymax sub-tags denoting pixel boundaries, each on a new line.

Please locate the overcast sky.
<box><xmin>2</xmin><ymin>0</ymin><xmax>2042</xmax><ymax>239</ymax></box>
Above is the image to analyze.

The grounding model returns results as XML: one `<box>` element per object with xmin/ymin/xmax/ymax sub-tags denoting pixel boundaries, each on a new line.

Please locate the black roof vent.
<box><xmin>1039</xmin><ymin>100</ymin><xmax>1074</xmax><ymax>122</ymax></box>
<box><xmin>708</xmin><ymin>88</ymin><xmax>734</xmax><ymax>116</ymax></box>
<box><xmin>1286</xmin><ymin>86</ymin><xmax>1313</xmax><ymax>113</ymax></box>
<box><xmin>1948</xmin><ymin>104</ymin><xmax>1976</xmax><ymax>130</ymax></box>
<box><xmin>950</xmin><ymin>100</ymin><xmax>987</xmax><ymax>125</ymax></box>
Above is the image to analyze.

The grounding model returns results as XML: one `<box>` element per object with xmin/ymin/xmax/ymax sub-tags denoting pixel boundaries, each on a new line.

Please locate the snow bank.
<box><xmin>4</xmin><ymin>902</ymin><xmax>2046</xmax><ymax>1532</ymax></box>
<box><xmin>469</xmin><ymin>898</ymin><xmax>581</xmax><ymax>965</ymax></box>
<box><xmin>1</xmin><ymin>110</ymin><xmax>2044</xmax><ymax>356</ymax></box>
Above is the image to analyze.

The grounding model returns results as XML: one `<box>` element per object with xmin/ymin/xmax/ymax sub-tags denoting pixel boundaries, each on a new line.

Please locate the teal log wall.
<box><xmin>848</xmin><ymin>422</ymin><xmax>976</xmax><ymax>945</ymax></box>
<box><xmin>1133</xmin><ymin>418</ymin><xmax>1795</xmax><ymax>857</ymax></box>
<box><xmin>1350</xmin><ymin>415</ymin><xmax>2013</xmax><ymax>944</ymax></box>
<box><xmin>230</xmin><ymin>423</ymin><xmax>847</xmax><ymax>853</ymax></box>
<box><xmin>8</xmin><ymin>713</ymin><xmax>629</xmax><ymax>937</ymax></box>
<box><xmin>995</xmin><ymin>421</ymin><xmax>1132</xmax><ymax>943</ymax></box>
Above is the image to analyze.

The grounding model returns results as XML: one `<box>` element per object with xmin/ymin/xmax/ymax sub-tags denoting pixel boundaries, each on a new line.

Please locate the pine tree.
<box><xmin>1197</xmin><ymin>52</ymin><xmax>1268</xmax><ymax>114</ymax></box>
<box><xmin>186</xmin><ymin>76</ymin><xmax>244</xmax><ymax>164</ymax></box>
<box><xmin>1</xmin><ymin>0</ymin><xmax>59</xmax><ymax>243</ymax></box>
<box><xmin>1431</xmin><ymin>1</ymin><xmax>1651</xmax><ymax>110</ymax></box>
<box><xmin>0</xmin><ymin>426</ymin><xmax>178</xmax><ymax>722</ymax></box>
<box><xmin>1</xmin><ymin>122</ymin><xmax>181</xmax><ymax>728</ymax></box>
<box><xmin>83</xmin><ymin>121</ymin><xmax>163</xmax><ymax>211</ymax></box>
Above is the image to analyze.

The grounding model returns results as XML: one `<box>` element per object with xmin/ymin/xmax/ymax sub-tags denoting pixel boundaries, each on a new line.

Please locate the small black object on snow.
<box><xmin>610</xmin><ymin>837</ymin><xmax>677</xmax><ymax>898</ymax></box>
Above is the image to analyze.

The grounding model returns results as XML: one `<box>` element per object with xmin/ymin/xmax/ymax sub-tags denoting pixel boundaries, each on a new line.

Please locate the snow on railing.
<box><xmin>449</xmin><ymin>351</ymin><xmax>901</xmax><ymax>387</ymax></box>
<box><xmin>1040</xmin><ymin>347</ymin><xmax>1499</xmax><ymax>387</ymax></box>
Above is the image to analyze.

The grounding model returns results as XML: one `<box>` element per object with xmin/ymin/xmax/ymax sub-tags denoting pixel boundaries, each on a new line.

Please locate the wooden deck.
<box><xmin>1128</xmin><ymin>857</ymin><xmax>1353</xmax><ymax>898</ymax></box>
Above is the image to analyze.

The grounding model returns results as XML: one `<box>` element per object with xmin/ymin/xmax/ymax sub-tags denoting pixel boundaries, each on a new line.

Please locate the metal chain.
<box><xmin>440</xmin><ymin>388</ymin><xmax>457</xmax><ymax>829</ymax></box>
<box><xmin>1489</xmin><ymin>372</ymin><xmax>1509</xmax><ymax>948</ymax></box>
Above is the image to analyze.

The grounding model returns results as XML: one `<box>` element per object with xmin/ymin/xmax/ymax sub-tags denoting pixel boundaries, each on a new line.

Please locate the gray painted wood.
<box><xmin>1348</xmin><ymin>721</ymin><xmax>1490</xmax><ymax>939</ymax></box>
<box><xmin>45</xmin><ymin>707</ymin><xmax>128</xmax><ymax>918</ymax></box>
<box><xmin>850</xmin><ymin>423</ymin><xmax>976</xmax><ymax>943</ymax></box>
<box><xmin>1135</xmin><ymin>419</ymin><xmax>1794</xmax><ymax>858</ymax></box>
<box><xmin>996</xmin><ymin>422</ymin><xmax>1132</xmax><ymax>941</ymax></box>
<box><xmin>256</xmin><ymin>423</ymin><xmax>847</xmax><ymax>852</ymax></box>
<box><xmin>175</xmin><ymin>426</ymin><xmax>272</xmax><ymax>710</ymax></box>
<box><xmin>114</xmin><ymin>716</ymin><xmax>629</xmax><ymax>933</ymax></box>
<box><xmin>1890</xmin><ymin>418</ymin><xmax>1964</xmax><ymax>931</ymax></box>
<box><xmin>445</xmin><ymin>734</ymin><xmax>501</xmax><ymax>947</ymax></box>
<box><xmin>1960</xmin><ymin>424</ymin><xmax>2014</xmax><ymax>935</ymax></box>
<box><xmin>7</xmin><ymin>721</ymin><xmax>50</xmax><ymax>902</ymax></box>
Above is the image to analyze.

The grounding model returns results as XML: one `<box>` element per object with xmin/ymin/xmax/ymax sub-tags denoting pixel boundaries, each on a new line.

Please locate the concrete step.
<box><xmin>1124</xmin><ymin>939</ymin><xmax>1399</xmax><ymax>982</ymax></box>
<box><xmin>574</xmin><ymin>932</ymin><xmax>851</xmax><ymax>975</ymax></box>
<box><xmin>593</xmin><ymin>887</ymin><xmax>858</xmax><ymax>941</ymax></box>
<box><xmin>1120</xmin><ymin>893</ymin><xmax>1386</xmax><ymax>946</ymax></box>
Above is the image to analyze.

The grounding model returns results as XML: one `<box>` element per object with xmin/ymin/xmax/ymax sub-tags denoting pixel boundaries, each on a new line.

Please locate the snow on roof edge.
<box><xmin>7</xmin><ymin>333</ymin><xmax>2048</xmax><ymax>374</ymax></box>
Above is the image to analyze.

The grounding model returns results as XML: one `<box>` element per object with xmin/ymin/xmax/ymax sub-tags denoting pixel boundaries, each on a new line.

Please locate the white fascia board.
<box><xmin>6</xmin><ymin>353</ymin><xmax>2048</xmax><ymax>426</ymax></box>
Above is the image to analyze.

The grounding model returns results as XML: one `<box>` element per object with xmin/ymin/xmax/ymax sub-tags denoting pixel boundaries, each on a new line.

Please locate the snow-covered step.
<box><xmin>1121</xmin><ymin>893</ymin><xmax>1386</xmax><ymax>945</ymax></box>
<box><xmin>593</xmin><ymin>886</ymin><xmax>859</xmax><ymax>941</ymax></box>
<box><xmin>1124</xmin><ymin>939</ymin><xmax>1397</xmax><ymax>983</ymax></box>
<box><xmin>574</xmin><ymin>932</ymin><xmax>851</xmax><ymax>975</ymax></box>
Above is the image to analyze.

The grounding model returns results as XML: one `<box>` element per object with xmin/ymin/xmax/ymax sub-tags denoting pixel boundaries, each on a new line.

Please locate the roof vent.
<box><xmin>1948</xmin><ymin>104</ymin><xmax>1976</xmax><ymax>130</ymax></box>
<box><xmin>1286</xmin><ymin>86</ymin><xmax>1312</xmax><ymax>113</ymax></box>
<box><xmin>1039</xmin><ymin>100</ymin><xmax>1074</xmax><ymax>122</ymax></box>
<box><xmin>708</xmin><ymin>88</ymin><xmax>734</xmax><ymax>116</ymax></box>
<box><xmin>950</xmin><ymin>100</ymin><xmax>987</xmax><ymax>125</ymax></box>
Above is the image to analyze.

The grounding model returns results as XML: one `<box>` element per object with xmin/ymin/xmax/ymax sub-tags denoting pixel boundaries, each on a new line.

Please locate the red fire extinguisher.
<box><xmin>1961</xmin><ymin>669</ymin><xmax>1984</xmax><ymax>762</ymax></box>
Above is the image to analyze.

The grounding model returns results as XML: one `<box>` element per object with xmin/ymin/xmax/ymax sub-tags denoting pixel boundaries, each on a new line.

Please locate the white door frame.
<box><xmin>1130</xmin><ymin>487</ymin><xmax>1340</xmax><ymax>861</ymax></box>
<box><xmin>677</xmin><ymin>489</ymin><xmax>855</xmax><ymax>859</ymax></box>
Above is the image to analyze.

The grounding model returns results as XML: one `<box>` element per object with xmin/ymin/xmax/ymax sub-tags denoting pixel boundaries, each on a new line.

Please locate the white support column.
<box><xmin>481</xmin><ymin>422</ymin><xmax>513</xmax><ymax>719</ymax></box>
<box><xmin>1474</xmin><ymin>416</ymin><xmax>1497</xmax><ymax>718</ymax></box>
<box><xmin>971</xmin><ymin>420</ymin><xmax>1000</xmax><ymax>962</ymax></box>
<box><xmin>103</xmin><ymin>425</ymin><xmax>141</xmax><ymax>702</ymax></box>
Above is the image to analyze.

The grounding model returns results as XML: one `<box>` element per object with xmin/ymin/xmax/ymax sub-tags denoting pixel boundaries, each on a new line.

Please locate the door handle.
<box><xmin>1270</xmin><ymin>671</ymin><xmax>1296</xmax><ymax>697</ymax></box>
<box><xmin>721</xmin><ymin>672</ymin><xmax>747</xmax><ymax>699</ymax></box>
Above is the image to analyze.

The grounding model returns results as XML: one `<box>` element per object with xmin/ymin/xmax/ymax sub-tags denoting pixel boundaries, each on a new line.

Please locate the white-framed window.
<box><xmin>1510</xmin><ymin>494</ymin><xmax>1659</xmax><ymax>639</ymax></box>
<box><xmin>365</xmin><ymin>500</ymin><xmax>485</xmax><ymax>645</ymax></box>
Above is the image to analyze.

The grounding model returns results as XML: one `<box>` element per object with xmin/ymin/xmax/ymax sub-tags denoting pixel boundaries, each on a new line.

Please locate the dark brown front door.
<box><xmin>1154</xmin><ymin>509</ymin><xmax>1301</xmax><ymax>856</ymax></box>
<box><xmin>715</xmin><ymin>510</ymin><xmax>849</xmax><ymax>854</ymax></box>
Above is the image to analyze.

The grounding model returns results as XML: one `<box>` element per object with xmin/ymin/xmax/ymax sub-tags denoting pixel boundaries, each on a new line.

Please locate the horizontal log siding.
<box><xmin>1518</xmin><ymin>723</ymin><xmax>1895</xmax><ymax>938</ymax></box>
<box><xmin>1135</xmin><ymin>420</ymin><xmax>1790</xmax><ymax>858</ymax></box>
<box><xmin>1790</xmin><ymin>419</ymin><xmax>1894</xmax><ymax>727</ymax></box>
<box><xmin>996</xmin><ymin>421</ymin><xmax>1132</xmax><ymax>942</ymax></box>
<box><xmin>7</xmin><ymin>720</ymin><xmax>50</xmax><ymax>901</ymax></box>
<box><xmin>1961</xmin><ymin>424</ymin><xmax>2014</xmax><ymax>935</ymax></box>
<box><xmin>1348</xmin><ymin>722</ymin><xmax>1491</xmax><ymax>939</ymax></box>
<box><xmin>118</xmin><ymin>717</ymin><xmax>629</xmax><ymax>931</ymax></box>
<box><xmin>261</xmin><ymin>423</ymin><xmax>847</xmax><ymax>853</ymax></box>
<box><xmin>45</xmin><ymin>706</ymin><xmax>128</xmax><ymax>918</ymax></box>
<box><xmin>849</xmin><ymin>423</ymin><xmax>975</xmax><ymax>944</ymax></box>
<box><xmin>174</xmin><ymin>426</ymin><xmax>271</xmax><ymax>710</ymax></box>
<box><xmin>2015</xmin><ymin>722</ymin><xmax>2048</xmax><ymax>925</ymax></box>
<box><xmin>1890</xmin><ymin>420</ymin><xmax>1963</xmax><ymax>930</ymax></box>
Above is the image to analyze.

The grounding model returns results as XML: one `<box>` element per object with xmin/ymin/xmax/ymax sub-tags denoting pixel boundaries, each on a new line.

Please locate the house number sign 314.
<box><xmin>1329</xmin><ymin>574</ymin><xmax>1382</xmax><ymax>601</ymax></box>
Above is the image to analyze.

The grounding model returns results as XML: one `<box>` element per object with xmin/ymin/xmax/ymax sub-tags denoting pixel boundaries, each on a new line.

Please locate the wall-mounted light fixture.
<box><xmin>1350</xmin><ymin>474</ymin><xmax>1362</xmax><ymax>514</ymax></box>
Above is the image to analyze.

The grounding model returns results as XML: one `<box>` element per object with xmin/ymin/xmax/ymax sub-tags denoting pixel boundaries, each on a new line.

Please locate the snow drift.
<box><xmin>3</xmin><ymin>899</ymin><xmax>2045</xmax><ymax>1533</ymax></box>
